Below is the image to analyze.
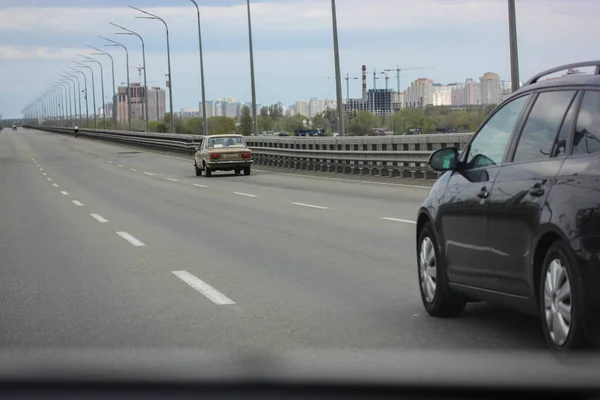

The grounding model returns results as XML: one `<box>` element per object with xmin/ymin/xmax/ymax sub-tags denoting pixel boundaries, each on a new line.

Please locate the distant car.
<box><xmin>194</xmin><ymin>134</ymin><xmax>253</xmax><ymax>177</ymax></box>
<box><xmin>12</xmin><ymin>124</ymin><xmax>17</xmax><ymax>131</ymax></box>
<box><xmin>277</xmin><ymin>131</ymin><xmax>289</xmax><ymax>137</ymax></box>
<box><xmin>416</xmin><ymin>60</ymin><xmax>600</xmax><ymax>351</ymax></box>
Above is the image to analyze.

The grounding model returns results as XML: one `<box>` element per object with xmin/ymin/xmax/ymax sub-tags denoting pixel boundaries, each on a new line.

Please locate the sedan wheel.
<box><xmin>419</xmin><ymin>237</ymin><xmax>436</xmax><ymax>303</ymax></box>
<box><xmin>543</xmin><ymin>259</ymin><xmax>571</xmax><ymax>346</ymax></box>
<box><xmin>417</xmin><ymin>222</ymin><xmax>465</xmax><ymax>317</ymax></box>
<box><xmin>539</xmin><ymin>241</ymin><xmax>588</xmax><ymax>350</ymax></box>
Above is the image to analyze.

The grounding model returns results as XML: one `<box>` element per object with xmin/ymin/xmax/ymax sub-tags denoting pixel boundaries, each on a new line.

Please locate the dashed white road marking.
<box><xmin>52</xmin><ymin>183</ymin><xmax>59</xmax><ymax>187</ymax></box>
<box><xmin>381</xmin><ymin>217</ymin><xmax>417</xmax><ymax>224</ymax></box>
<box><xmin>117</xmin><ymin>164</ymin><xmax>124</xmax><ymax>167</ymax></box>
<box><xmin>108</xmin><ymin>160</ymin><xmax>113</xmax><ymax>164</ymax></box>
<box><xmin>42</xmin><ymin>173</ymin><xmax>47</xmax><ymax>176</ymax></box>
<box><xmin>130</xmin><ymin>168</ymin><xmax>138</xmax><ymax>171</ymax></box>
<box><xmin>172</xmin><ymin>270</ymin><xmax>236</xmax><ymax>305</ymax></box>
<box><xmin>116</xmin><ymin>231</ymin><xmax>146</xmax><ymax>247</ymax></box>
<box><xmin>60</xmin><ymin>191</ymin><xmax>69</xmax><ymax>196</ymax></box>
<box><xmin>291</xmin><ymin>202</ymin><xmax>330</xmax><ymax>210</ymax></box>
<box><xmin>193</xmin><ymin>184</ymin><xmax>208</xmax><ymax>188</ymax></box>
<box><xmin>40</xmin><ymin>168</ymin><xmax>44</xmax><ymax>171</ymax></box>
<box><xmin>72</xmin><ymin>200</ymin><xmax>83</xmax><ymax>206</ymax></box>
<box><xmin>90</xmin><ymin>214</ymin><xmax>109</xmax><ymax>223</ymax></box>
<box><xmin>233</xmin><ymin>192</ymin><xmax>257</xmax><ymax>198</ymax></box>
<box><xmin>165</xmin><ymin>177</ymin><xmax>179</xmax><ymax>182</ymax></box>
<box><xmin>144</xmin><ymin>172</ymin><xmax>155</xmax><ymax>176</ymax></box>
<box><xmin>46</xmin><ymin>177</ymin><xmax>52</xmax><ymax>181</ymax></box>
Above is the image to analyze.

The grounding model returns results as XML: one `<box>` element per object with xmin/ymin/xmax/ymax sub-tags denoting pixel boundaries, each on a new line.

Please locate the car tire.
<box><xmin>194</xmin><ymin>163</ymin><xmax>202</xmax><ymax>177</ymax></box>
<box><xmin>417</xmin><ymin>222</ymin><xmax>466</xmax><ymax>318</ymax></box>
<box><xmin>539</xmin><ymin>240</ymin><xmax>589</xmax><ymax>351</ymax></box>
<box><xmin>204</xmin><ymin>164</ymin><xmax>212</xmax><ymax>178</ymax></box>
<box><xmin>235</xmin><ymin>169</ymin><xmax>241</xmax><ymax>175</ymax></box>
<box><xmin>244</xmin><ymin>166</ymin><xmax>251</xmax><ymax>176</ymax></box>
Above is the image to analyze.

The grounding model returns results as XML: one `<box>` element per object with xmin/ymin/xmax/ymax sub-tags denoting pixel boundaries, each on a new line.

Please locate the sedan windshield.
<box><xmin>207</xmin><ymin>137</ymin><xmax>245</xmax><ymax>149</ymax></box>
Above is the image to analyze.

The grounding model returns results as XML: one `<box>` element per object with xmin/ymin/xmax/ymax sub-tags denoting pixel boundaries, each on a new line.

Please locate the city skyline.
<box><xmin>2</xmin><ymin>0</ymin><xmax>599</xmax><ymax>118</ymax></box>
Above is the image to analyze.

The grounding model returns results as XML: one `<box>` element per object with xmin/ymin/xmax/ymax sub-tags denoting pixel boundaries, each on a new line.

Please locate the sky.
<box><xmin>1</xmin><ymin>0</ymin><xmax>599</xmax><ymax>118</ymax></box>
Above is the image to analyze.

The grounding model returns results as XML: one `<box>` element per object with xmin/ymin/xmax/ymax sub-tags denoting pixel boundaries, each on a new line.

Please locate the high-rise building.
<box><xmin>432</xmin><ymin>84</ymin><xmax>454</xmax><ymax>106</ymax></box>
<box><xmin>479</xmin><ymin>72</ymin><xmax>501</xmax><ymax>105</ymax></box>
<box><xmin>294</xmin><ymin>101</ymin><xmax>309</xmax><ymax>117</ymax></box>
<box><xmin>451</xmin><ymin>84</ymin><xmax>465</xmax><ymax>106</ymax></box>
<box><xmin>368</xmin><ymin>89</ymin><xmax>393</xmax><ymax>115</ymax></box>
<box><xmin>404</xmin><ymin>78</ymin><xmax>434</xmax><ymax>108</ymax></box>
<box><xmin>116</xmin><ymin>84</ymin><xmax>165</xmax><ymax>123</ymax></box>
<box><xmin>464</xmin><ymin>78</ymin><xmax>479</xmax><ymax>105</ymax></box>
<box><xmin>147</xmin><ymin>87</ymin><xmax>166</xmax><ymax>122</ymax></box>
<box><xmin>308</xmin><ymin>98</ymin><xmax>325</xmax><ymax>118</ymax></box>
<box><xmin>199</xmin><ymin>101</ymin><xmax>215</xmax><ymax>118</ymax></box>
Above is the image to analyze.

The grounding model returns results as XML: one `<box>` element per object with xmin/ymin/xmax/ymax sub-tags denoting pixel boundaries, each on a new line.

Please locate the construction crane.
<box><xmin>384</xmin><ymin>66</ymin><xmax>433</xmax><ymax>94</ymax></box>
<box><xmin>372</xmin><ymin>68</ymin><xmax>383</xmax><ymax>90</ymax></box>
<box><xmin>128</xmin><ymin>65</ymin><xmax>144</xmax><ymax>83</ymax></box>
<box><xmin>344</xmin><ymin>74</ymin><xmax>359</xmax><ymax>101</ymax></box>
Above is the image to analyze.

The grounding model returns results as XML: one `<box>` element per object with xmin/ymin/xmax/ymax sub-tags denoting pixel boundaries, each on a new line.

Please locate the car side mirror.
<box><xmin>429</xmin><ymin>147</ymin><xmax>459</xmax><ymax>172</ymax></box>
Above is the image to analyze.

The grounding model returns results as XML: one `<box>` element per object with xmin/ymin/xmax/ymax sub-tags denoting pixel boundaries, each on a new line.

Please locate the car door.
<box><xmin>440</xmin><ymin>94</ymin><xmax>532</xmax><ymax>288</ymax></box>
<box><xmin>487</xmin><ymin>89</ymin><xmax>578</xmax><ymax>296</ymax></box>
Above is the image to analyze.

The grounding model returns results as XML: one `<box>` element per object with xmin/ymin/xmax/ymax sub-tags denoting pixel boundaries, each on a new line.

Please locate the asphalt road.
<box><xmin>0</xmin><ymin>127</ymin><xmax>547</xmax><ymax>351</ymax></box>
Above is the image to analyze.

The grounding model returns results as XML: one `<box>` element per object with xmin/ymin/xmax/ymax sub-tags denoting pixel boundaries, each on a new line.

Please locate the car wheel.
<box><xmin>417</xmin><ymin>222</ymin><xmax>466</xmax><ymax>317</ymax></box>
<box><xmin>204</xmin><ymin>164</ymin><xmax>212</xmax><ymax>177</ymax></box>
<box><xmin>194</xmin><ymin>163</ymin><xmax>202</xmax><ymax>176</ymax></box>
<box><xmin>540</xmin><ymin>241</ymin><xmax>589</xmax><ymax>350</ymax></box>
<box><xmin>235</xmin><ymin>169</ymin><xmax>241</xmax><ymax>175</ymax></box>
<box><xmin>244</xmin><ymin>166</ymin><xmax>251</xmax><ymax>176</ymax></box>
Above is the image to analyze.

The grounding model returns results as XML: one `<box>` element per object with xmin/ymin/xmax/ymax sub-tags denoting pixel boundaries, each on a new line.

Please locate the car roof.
<box><xmin>205</xmin><ymin>134</ymin><xmax>244</xmax><ymax>139</ymax></box>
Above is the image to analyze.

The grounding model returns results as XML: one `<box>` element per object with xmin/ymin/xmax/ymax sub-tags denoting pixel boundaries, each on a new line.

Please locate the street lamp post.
<box><xmin>129</xmin><ymin>5</ymin><xmax>174</xmax><ymax>133</ymax></box>
<box><xmin>69</xmin><ymin>67</ymin><xmax>89</xmax><ymax>126</ymax></box>
<box><xmin>508</xmin><ymin>0</ymin><xmax>520</xmax><ymax>93</ymax></box>
<box><xmin>110</xmin><ymin>23</ymin><xmax>149</xmax><ymax>132</ymax></box>
<box><xmin>56</xmin><ymin>81</ymin><xmax>72</xmax><ymax>127</ymax></box>
<box><xmin>245</xmin><ymin>0</ymin><xmax>259</xmax><ymax>136</ymax></box>
<box><xmin>62</xmin><ymin>73</ymin><xmax>83</xmax><ymax>127</ymax></box>
<box><xmin>61</xmin><ymin>76</ymin><xmax>79</xmax><ymax>126</ymax></box>
<box><xmin>190</xmin><ymin>0</ymin><xmax>209</xmax><ymax>136</ymax></box>
<box><xmin>55</xmin><ymin>83</ymin><xmax>67</xmax><ymax>126</ymax></box>
<box><xmin>88</xmin><ymin>45</ymin><xmax>117</xmax><ymax>129</ymax></box>
<box><xmin>331</xmin><ymin>0</ymin><xmax>345</xmax><ymax>136</ymax></box>
<box><xmin>73</xmin><ymin>61</ymin><xmax>97</xmax><ymax>129</ymax></box>
<box><xmin>100</xmin><ymin>36</ymin><xmax>131</xmax><ymax>131</ymax></box>
<box><xmin>80</xmin><ymin>54</ymin><xmax>107</xmax><ymax>129</ymax></box>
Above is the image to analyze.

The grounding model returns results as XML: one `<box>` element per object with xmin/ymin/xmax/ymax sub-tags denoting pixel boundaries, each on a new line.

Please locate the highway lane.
<box><xmin>0</xmin><ymin>128</ymin><xmax>546</xmax><ymax>350</ymax></box>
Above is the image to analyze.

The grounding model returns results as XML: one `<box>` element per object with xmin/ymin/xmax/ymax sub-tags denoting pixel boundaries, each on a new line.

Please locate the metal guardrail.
<box><xmin>26</xmin><ymin>126</ymin><xmax>473</xmax><ymax>180</ymax></box>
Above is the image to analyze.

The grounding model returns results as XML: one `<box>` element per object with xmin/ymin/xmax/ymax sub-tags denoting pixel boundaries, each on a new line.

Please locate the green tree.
<box><xmin>184</xmin><ymin>117</ymin><xmax>205</xmax><ymax>134</ymax></box>
<box><xmin>149</xmin><ymin>121</ymin><xmax>168</xmax><ymax>133</ymax></box>
<box><xmin>240</xmin><ymin>106</ymin><xmax>253</xmax><ymax>136</ymax></box>
<box><xmin>208</xmin><ymin>116</ymin><xmax>236</xmax><ymax>135</ymax></box>
<box><xmin>348</xmin><ymin>111</ymin><xmax>378</xmax><ymax>136</ymax></box>
<box><xmin>311</xmin><ymin>112</ymin><xmax>325</xmax><ymax>129</ymax></box>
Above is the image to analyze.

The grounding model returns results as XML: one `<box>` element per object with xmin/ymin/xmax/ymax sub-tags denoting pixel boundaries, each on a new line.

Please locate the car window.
<box><xmin>512</xmin><ymin>91</ymin><xmax>576</xmax><ymax>163</ymax></box>
<box><xmin>551</xmin><ymin>94</ymin><xmax>577</xmax><ymax>158</ymax></box>
<box><xmin>207</xmin><ymin>137</ymin><xmax>246</xmax><ymax>149</ymax></box>
<box><xmin>465</xmin><ymin>94</ymin><xmax>530</xmax><ymax>169</ymax></box>
<box><xmin>573</xmin><ymin>90</ymin><xmax>600</xmax><ymax>156</ymax></box>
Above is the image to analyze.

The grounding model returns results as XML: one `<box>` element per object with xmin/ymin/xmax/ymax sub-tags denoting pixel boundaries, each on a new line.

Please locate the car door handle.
<box><xmin>477</xmin><ymin>188</ymin><xmax>489</xmax><ymax>199</ymax></box>
<box><xmin>529</xmin><ymin>187</ymin><xmax>545</xmax><ymax>197</ymax></box>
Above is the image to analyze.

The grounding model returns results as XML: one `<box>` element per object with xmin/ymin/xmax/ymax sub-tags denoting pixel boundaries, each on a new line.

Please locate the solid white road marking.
<box><xmin>72</xmin><ymin>200</ymin><xmax>83</xmax><ymax>206</ymax></box>
<box><xmin>52</xmin><ymin>183</ymin><xmax>59</xmax><ymax>187</ymax></box>
<box><xmin>233</xmin><ymin>192</ymin><xmax>257</xmax><ymax>198</ymax></box>
<box><xmin>144</xmin><ymin>172</ymin><xmax>155</xmax><ymax>176</ymax></box>
<box><xmin>165</xmin><ymin>178</ymin><xmax>179</xmax><ymax>182</ymax></box>
<box><xmin>381</xmin><ymin>217</ymin><xmax>417</xmax><ymax>224</ymax></box>
<box><xmin>116</xmin><ymin>231</ymin><xmax>146</xmax><ymax>247</ymax></box>
<box><xmin>193</xmin><ymin>184</ymin><xmax>208</xmax><ymax>188</ymax></box>
<box><xmin>130</xmin><ymin>168</ymin><xmax>138</xmax><ymax>171</ymax></box>
<box><xmin>60</xmin><ymin>191</ymin><xmax>69</xmax><ymax>196</ymax></box>
<box><xmin>172</xmin><ymin>270</ymin><xmax>235</xmax><ymax>305</ymax></box>
<box><xmin>90</xmin><ymin>214</ymin><xmax>109</xmax><ymax>223</ymax></box>
<box><xmin>291</xmin><ymin>202</ymin><xmax>330</xmax><ymax>210</ymax></box>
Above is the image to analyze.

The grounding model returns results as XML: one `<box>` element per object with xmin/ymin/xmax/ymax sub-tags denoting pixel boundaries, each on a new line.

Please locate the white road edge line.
<box><xmin>116</xmin><ymin>231</ymin><xmax>146</xmax><ymax>247</ymax></box>
<box><xmin>72</xmin><ymin>200</ymin><xmax>83</xmax><ymax>206</ymax></box>
<box><xmin>193</xmin><ymin>184</ymin><xmax>208</xmax><ymax>188</ymax></box>
<box><xmin>144</xmin><ymin>172</ymin><xmax>155</xmax><ymax>176</ymax></box>
<box><xmin>381</xmin><ymin>217</ymin><xmax>417</xmax><ymax>224</ymax></box>
<box><xmin>291</xmin><ymin>202</ymin><xmax>330</xmax><ymax>210</ymax></box>
<box><xmin>60</xmin><ymin>191</ymin><xmax>69</xmax><ymax>196</ymax></box>
<box><xmin>165</xmin><ymin>177</ymin><xmax>179</xmax><ymax>182</ymax></box>
<box><xmin>52</xmin><ymin>183</ymin><xmax>59</xmax><ymax>188</ymax></box>
<box><xmin>233</xmin><ymin>192</ymin><xmax>257</xmax><ymax>198</ymax></box>
<box><xmin>90</xmin><ymin>214</ymin><xmax>109</xmax><ymax>223</ymax></box>
<box><xmin>171</xmin><ymin>270</ymin><xmax>236</xmax><ymax>305</ymax></box>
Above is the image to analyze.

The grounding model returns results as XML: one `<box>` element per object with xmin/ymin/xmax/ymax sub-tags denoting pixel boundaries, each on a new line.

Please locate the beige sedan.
<box><xmin>194</xmin><ymin>134</ymin><xmax>253</xmax><ymax>177</ymax></box>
